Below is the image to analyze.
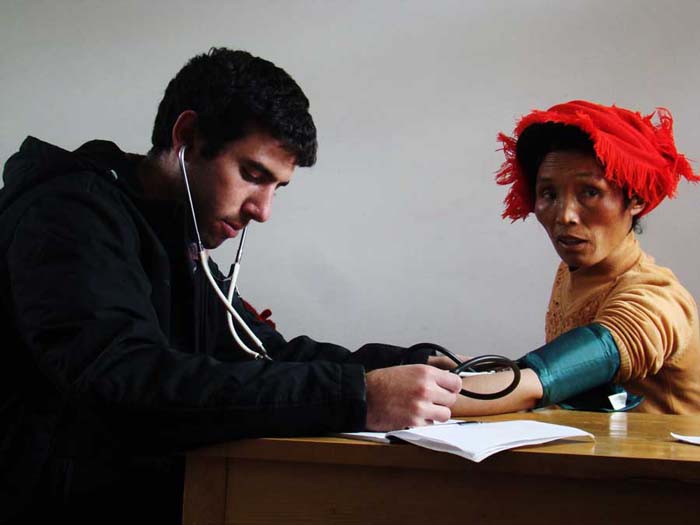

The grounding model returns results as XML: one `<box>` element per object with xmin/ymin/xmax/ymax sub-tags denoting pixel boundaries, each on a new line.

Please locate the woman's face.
<box><xmin>534</xmin><ymin>150</ymin><xmax>644</xmax><ymax>270</ymax></box>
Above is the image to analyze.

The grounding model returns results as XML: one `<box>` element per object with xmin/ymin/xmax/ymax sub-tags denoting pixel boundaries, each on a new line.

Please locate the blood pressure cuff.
<box><xmin>518</xmin><ymin>323</ymin><xmax>642</xmax><ymax>411</ymax></box>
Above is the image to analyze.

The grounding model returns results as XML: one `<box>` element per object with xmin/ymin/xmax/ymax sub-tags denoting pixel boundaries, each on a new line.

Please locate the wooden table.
<box><xmin>183</xmin><ymin>410</ymin><xmax>700</xmax><ymax>524</ymax></box>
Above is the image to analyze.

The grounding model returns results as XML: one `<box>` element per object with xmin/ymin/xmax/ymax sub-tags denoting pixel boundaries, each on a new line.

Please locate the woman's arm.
<box><xmin>451</xmin><ymin>368</ymin><xmax>543</xmax><ymax>416</ymax></box>
<box><xmin>450</xmin><ymin>324</ymin><xmax>621</xmax><ymax>416</ymax></box>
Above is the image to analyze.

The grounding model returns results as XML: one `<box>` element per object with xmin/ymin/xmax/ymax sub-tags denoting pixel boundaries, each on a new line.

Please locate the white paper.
<box><xmin>338</xmin><ymin>420</ymin><xmax>593</xmax><ymax>462</ymax></box>
<box><xmin>671</xmin><ymin>432</ymin><xmax>700</xmax><ymax>445</ymax></box>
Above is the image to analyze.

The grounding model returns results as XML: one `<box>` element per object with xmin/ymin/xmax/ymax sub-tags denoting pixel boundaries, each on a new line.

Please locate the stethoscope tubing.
<box><xmin>409</xmin><ymin>343</ymin><xmax>521</xmax><ymax>400</ymax></box>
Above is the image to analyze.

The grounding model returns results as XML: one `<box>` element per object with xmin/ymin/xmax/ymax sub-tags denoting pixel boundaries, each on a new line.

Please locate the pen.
<box><xmin>388</xmin><ymin>421</ymin><xmax>483</xmax><ymax>443</ymax></box>
<box><xmin>402</xmin><ymin>420</ymin><xmax>481</xmax><ymax>430</ymax></box>
<box><xmin>437</xmin><ymin>420</ymin><xmax>481</xmax><ymax>426</ymax></box>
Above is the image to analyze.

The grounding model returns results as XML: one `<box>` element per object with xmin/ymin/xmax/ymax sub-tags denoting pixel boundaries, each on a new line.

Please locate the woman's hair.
<box><xmin>516</xmin><ymin>122</ymin><xmax>642</xmax><ymax>232</ymax></box>
<box><xmin>150</xmin><ymin>47</ymin><xmax>317</xmax><ymax>166</ymax></box>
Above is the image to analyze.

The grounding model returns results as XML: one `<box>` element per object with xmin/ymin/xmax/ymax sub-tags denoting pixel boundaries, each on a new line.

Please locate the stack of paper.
<box><xmin>338</xmin><ymin>420</ymin><xmax>593</xmax><ymax>462</ymax></box>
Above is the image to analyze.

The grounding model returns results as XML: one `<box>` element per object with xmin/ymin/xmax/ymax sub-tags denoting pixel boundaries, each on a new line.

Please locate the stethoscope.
<box><xmin>178</xmin><ymin>145</ymin><xmax>521</xmax><ymax>398</ymax></box>
<box><xmin>409</xmin><ymin>343</ymin><xmax>521</xmax><ymax>400</ymax></box>
<box><xmin>179</xmin><ymin>145</ymin><xmax>271</xmax><ymax>361</ymax></box>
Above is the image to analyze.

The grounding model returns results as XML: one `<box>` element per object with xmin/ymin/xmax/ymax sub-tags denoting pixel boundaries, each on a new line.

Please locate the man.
<box><xmin>0</xmin><ymin>48</ymin><xmax>461</xmax><ymax>523</ymax></box>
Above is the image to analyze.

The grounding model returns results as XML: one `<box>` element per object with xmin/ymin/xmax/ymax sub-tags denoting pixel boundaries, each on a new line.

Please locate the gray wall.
<box><xmin>2</xmin><ymin>0</ymin><xmax>699</xmax><ymax>357</ymax></box>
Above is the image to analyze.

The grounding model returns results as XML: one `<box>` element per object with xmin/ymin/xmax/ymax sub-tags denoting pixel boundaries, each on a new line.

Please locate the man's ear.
<box><xmin>629</xmin><ymin>194</ymin><xmax>645</xmax><ymax>217</ymax></box>
<box><xmin>171</xmin><ymin>110</ymin><xmax>199</xmax><ymax>158</ymax></box>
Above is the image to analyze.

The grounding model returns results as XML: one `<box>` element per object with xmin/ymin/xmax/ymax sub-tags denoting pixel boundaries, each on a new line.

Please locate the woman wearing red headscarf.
<box><xmin>452</xmin><ymin>100</ymin><xmax>700</xmax><ymax>416</ymax></box>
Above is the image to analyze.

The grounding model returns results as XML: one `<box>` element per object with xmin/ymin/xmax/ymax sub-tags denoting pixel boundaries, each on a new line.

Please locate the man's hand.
<box><xmin>365</xmin><ymin>365</ymin><xmax>462</xmax><ymax>431</ymax></box>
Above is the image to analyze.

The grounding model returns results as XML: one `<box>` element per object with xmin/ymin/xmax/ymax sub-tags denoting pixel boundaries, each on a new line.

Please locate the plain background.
<box><xmin>2</xmin><ymin>0</ymin><xmax>699</xmax><ymax>358</ymax></box>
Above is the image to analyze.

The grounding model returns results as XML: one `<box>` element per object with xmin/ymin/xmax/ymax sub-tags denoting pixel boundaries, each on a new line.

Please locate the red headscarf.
<box><xmin>496</xmin><ymin>100</ymin><xmax>700</xmax><ymax>220</ymax></box>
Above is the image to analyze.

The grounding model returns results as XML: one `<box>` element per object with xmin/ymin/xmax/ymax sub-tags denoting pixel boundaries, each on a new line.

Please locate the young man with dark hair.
<box><xmin>0</xmin><ymin>48</ymin><xmax>461</xmax><ymax>523</ymax></box>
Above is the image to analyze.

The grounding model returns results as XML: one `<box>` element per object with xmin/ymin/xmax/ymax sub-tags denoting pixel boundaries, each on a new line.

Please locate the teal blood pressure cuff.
<box><xmin>518</xmin><ymin>323</ymin><xmax>637</xmax><ymax>410</ymax></box>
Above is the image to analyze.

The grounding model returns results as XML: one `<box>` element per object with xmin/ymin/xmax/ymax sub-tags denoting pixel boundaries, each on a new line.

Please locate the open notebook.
<box><xmin>337</xmin><ymin>420</ymin><xmax>594</xmax><ymax>463</ymax></box>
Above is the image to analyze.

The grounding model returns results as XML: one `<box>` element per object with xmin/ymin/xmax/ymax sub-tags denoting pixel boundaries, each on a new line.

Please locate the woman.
<box><xmin>453</xmin><ymin>100</ymin><xmax>700</xmax><ymax>415</ymax></box>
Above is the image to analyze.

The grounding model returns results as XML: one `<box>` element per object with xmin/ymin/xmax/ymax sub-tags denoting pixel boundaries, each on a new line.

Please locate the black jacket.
<box><xmin>0</xmin><ymin>138</ymin><xmax>430</xmax><ymax>522</ymax></box>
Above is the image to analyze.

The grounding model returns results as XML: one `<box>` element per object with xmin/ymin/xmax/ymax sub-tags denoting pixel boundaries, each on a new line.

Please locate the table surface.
<box><xmin>188</xmin><ymin>409</ymin><xmax>700</xmax><ymax>480</ymax></box>
<box><xmin>184</xmin><ymin>410</ymin><xmax>700</xmax><ymax>524</ymax></box>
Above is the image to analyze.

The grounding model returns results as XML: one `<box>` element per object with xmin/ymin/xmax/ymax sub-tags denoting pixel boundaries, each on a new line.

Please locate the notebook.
<box><xmin>338</xmin><ymin>419</ymin><xmax>594</xmax><ymax>462</ymax></box>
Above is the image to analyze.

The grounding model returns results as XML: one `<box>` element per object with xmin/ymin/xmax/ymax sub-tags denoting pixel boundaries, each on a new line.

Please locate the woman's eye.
<box><xmin>583</xmin><ymin>187</ymin><xmax>600</xmax><ymax>197</ymax></box>
<box><xmin>538</xmin><ymin>189</ymin><xmax>555</xmax><ymax>200</ymax></box>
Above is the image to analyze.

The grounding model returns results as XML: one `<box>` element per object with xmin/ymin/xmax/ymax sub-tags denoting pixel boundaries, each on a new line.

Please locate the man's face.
<box><xmin>186</xmin><ymin>129</ymin><xmax>296</xmax><ymax>249</ymax></box>
<box><xmin>534</xmin><ymin>150</ymin><xmax>642</xmax><ymax>270</ymax></box>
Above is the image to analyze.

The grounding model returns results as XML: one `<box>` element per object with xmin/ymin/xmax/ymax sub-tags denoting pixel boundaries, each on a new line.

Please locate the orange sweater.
<box><xmin>545</xmin><ymin>232</ymin><xmax>700</xmax><ymax>414</ymax></box>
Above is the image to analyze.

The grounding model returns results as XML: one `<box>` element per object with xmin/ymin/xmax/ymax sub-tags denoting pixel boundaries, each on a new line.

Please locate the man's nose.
<box><xmin>247</xmin><ymin>186</ymin><xmax>275</xmax><ymax>223</ymax></box>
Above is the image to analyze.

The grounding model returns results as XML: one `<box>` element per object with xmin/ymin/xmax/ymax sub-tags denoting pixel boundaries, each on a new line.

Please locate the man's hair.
<box><xmin>150</xmin><ymin>48</ymin><xmax>317</xmax><ymax>166</ymax></box>
<box><xmin>516</xmin><ymin>123</ymin><xmax>641</xmax><ymax>231</ymax></box>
